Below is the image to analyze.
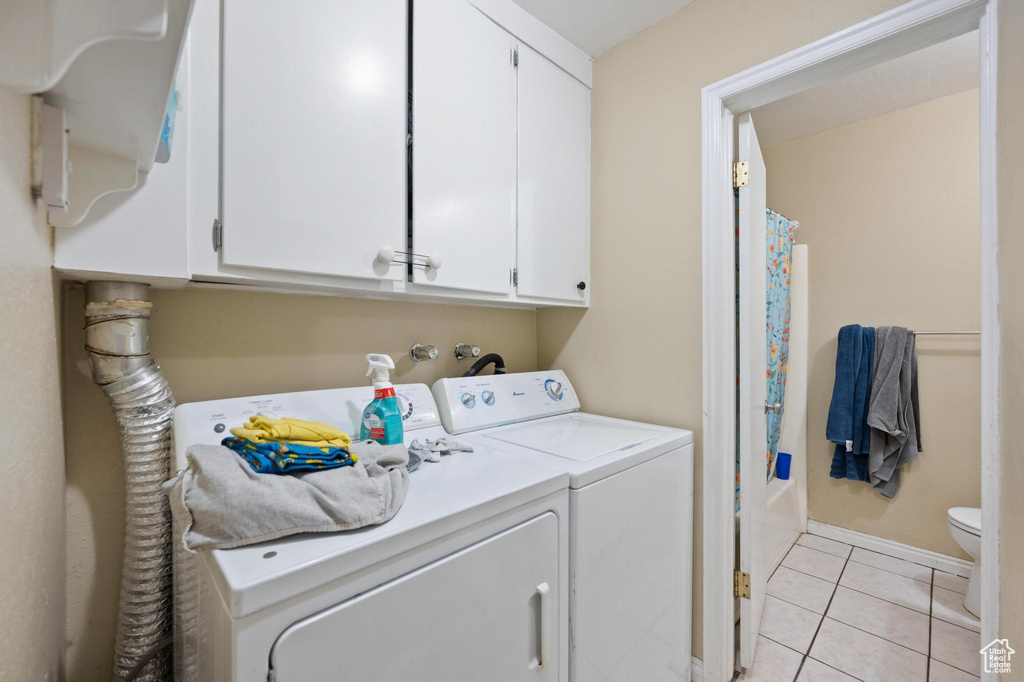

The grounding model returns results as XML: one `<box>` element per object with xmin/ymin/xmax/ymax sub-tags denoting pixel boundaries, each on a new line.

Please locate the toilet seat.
<box><xmin>948</xmin><ymin>506</ymin><xmax>981</xmax><ymax>535</ymax></box>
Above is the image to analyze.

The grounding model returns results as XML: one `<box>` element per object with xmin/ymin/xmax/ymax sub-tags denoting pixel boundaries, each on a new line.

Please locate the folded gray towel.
<box><xmin>167</xmin><ymin>440</ymin><xmax>409</xmax><ymax>551</ymax></box>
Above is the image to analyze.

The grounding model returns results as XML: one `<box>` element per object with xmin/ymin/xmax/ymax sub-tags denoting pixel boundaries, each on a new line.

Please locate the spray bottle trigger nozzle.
<box><xmin>365</xmin><ymin>353</ymin><xmax>396</xmax><ymax>381</ymax></box>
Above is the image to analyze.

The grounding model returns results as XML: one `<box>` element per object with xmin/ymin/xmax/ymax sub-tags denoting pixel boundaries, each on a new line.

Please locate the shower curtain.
<box><xmin>736</xmin><ymin>208</ymin><xmax>797</xmax><ymax>511</ymax></box>
<box><xmin>765</xmin><ymin>209</ymin><xmax>796</xmax><ymax>477</ymax></box>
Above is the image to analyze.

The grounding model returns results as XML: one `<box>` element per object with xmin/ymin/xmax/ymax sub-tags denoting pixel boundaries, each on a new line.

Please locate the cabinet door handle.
<box><xmin>534</xmin><ymin>582</ymin><xmax>550</xmax><ymax>670</ymax></box>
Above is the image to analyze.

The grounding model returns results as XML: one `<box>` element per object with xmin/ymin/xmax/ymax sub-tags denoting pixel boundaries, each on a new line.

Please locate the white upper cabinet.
<box><xmin>412</xmin><ymin>0</ymin><xmax>517</xmax><ymax>295</ymax></box>
<box><xmin>516</xmin><ymin>44</ymin><xmax>591</xmax><ymax>304</ymax></box>
<box><xmin>54</xmin><ymin>0</ymin><xmax>593</xmax><ymax>308</ymax></box>
<box><xmin>219</xmin><ymin>0</ymin><xmax>407</xmax><ymax>282</ymax></box>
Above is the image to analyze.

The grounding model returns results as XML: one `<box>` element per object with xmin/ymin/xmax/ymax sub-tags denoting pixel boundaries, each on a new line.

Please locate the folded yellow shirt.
<box><xmin>230</xmin><ymin>415</ymin><xmax>352</xmax><ymax>450</ymax></box>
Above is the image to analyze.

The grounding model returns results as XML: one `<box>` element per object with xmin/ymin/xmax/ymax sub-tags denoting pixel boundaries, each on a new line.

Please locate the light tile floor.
<box><xmin>740</xmin><ymin>533</ymin><xmax>981</xmax><ymax>681</ymax></box>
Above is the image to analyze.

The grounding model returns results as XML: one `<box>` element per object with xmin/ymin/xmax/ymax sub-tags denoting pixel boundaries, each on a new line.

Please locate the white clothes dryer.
<box><xmin>172</xmin><ymin>383</ymin><xmax>569</xmax><ymax>681</ymax></box>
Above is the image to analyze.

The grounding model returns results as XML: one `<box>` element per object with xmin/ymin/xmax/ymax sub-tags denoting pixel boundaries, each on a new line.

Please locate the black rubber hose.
<box><xmin>462</xmin><ymin>353</ymin><xmax>506</xmax><ymax>377</ymax></box>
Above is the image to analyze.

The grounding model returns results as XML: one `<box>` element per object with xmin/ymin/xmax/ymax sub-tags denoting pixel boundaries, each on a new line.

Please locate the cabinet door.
<box><xmin>220</xmin><ymin>0</ymin><xmax>407</xmax><ymax>281</ymax></box>
<box><xmin>270</xmin><ymin>513</ymin><xmax>560</xmax><ymax>681</ymax></box>
<box><xmin>412</xmin><ymin>0</ymin><xmax>516</xmax><ymax>294</ymax></box>
<box><xmin>517</xmin><ymin>45</ymin><xmax>591</xmax><ymax>303</ymax></box>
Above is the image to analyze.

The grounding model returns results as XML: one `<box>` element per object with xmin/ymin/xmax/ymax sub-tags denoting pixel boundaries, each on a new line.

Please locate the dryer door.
<box><xmin>270</xmin><ymin>513</ymin><xmax>559</xmax><ymax>681</ymax></box>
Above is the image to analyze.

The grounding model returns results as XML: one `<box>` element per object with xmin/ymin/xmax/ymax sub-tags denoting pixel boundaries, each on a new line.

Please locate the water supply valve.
<box><xmin>454</xmin><ymin>343</ymin><xmax>481</xmax><ymax>360</ymax></box>
<box><xmin>410</xmin><ymin>344</ymin><xmax>439</xmax><ymax>362</ymax></box>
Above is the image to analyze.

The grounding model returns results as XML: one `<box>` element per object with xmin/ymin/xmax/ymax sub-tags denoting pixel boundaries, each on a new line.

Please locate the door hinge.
<box><xmin>513</xmin><ymin>48</ymin><xmax>518</xmax><ymax>68</ymax></box>
<box><xmin>733</xmin><ymin>161</ymin><xmax>749</xmax><ymax>188</ymax></box>
<box><xmin>734</xmin><ymin>570</ymin><xmax>751</xmax><ymax>599</ymax></box>
<box><xmin>212</xmin><ymin>218</ymin><xmax>222</xmax><ymax>251</ymax></box>
<box><xmin>512</xmin><ymin>268</ymin><xmax>518</xmax><ymax>287</ymax></box>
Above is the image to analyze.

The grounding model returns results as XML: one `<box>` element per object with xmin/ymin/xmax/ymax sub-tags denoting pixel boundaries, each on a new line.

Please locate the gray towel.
<box><xmin>168</xmin><ymin>440</ymin><xmax>409</xmax><ymax>551</ymax></box>
<box><xmin>867</xmin><ymin>327</ymin><xmax>921</xmax><ymax>498</ymax></box>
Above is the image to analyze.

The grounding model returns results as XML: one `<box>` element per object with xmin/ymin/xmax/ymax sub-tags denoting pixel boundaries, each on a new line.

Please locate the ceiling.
<box><xmin>750</xmin><ymin>31</ymin><xmax>979</xmax><ymax>148</ymax></box>
<box><xmin>510</xmin><ymin>0</ymin><xmax>694</xmax><ymax>56</ymax></box>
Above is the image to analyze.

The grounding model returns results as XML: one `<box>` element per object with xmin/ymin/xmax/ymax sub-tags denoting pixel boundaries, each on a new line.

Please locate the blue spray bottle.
<box><xmin>359</xmin><ymin>353</ymin><xmax>404</xmax><ymax>445</ymax></box>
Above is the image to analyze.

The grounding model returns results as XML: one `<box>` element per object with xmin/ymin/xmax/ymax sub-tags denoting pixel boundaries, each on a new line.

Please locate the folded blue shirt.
<box><xmin>221</xmin><ymin>437</ymin><xmax>356</xmax><ymax>474</ymax></box>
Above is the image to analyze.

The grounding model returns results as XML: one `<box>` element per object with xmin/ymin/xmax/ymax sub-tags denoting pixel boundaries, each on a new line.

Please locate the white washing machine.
<box><xmin>172</xmin><ymin>383</ymin><xmax>570</xmax><ymax>681</ymax></box>
<box><xmin>433</xmin><ymin>370</ymin><xmax>694</xmax><ymax>682</ymax></box>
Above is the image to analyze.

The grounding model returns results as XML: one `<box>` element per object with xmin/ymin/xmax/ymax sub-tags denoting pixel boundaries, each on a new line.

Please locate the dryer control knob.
<box><xmin>482</xmin><ymin>390</ymin><xmax>495</xmax><ymax>406</ymax></box>
<box><xmin>461</xmin><ymin>392</ymin><xmax>476</xmax><ymax>408</ymax></box>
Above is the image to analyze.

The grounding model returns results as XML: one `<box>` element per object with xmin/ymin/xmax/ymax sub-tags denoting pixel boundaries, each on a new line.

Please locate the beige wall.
<box><xmin>998</xmin><ymin>0</ymin><xmax>1024</xmax><ymax>662</ymax></box>
<box><xmin>536</xmin><ymin>0</ymin><xmax>910</xmax><ymax>658</ymax></box>
<box><xmin>0</xmin><ymin>93</ymin><xmax>66</xmax><ymax>679</ymax></box>
<box><xmin>763</xmin><ymin>89</ymin><xmax>980</xmax><ymax>558</ymax></box>
<box><xmin>63</xmin><ymin>287</ymin><xmax>536</xmax><ymax>678</ymax></box>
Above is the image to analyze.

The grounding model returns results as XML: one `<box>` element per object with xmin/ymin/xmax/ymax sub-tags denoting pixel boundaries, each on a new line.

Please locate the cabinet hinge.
<box><xmin>734</xmin><ymin>570</ymin><xmax>751</xmax><ymax>599</ymax></box>
<box><xmin>512</xmin><ymin>268</ymin><xmax>518</xmax><ymax>287</ymax></box>
<box><xmin>733</xmin><ymin>161</ymin><xmax>749</xmax><ymax>188</ymax></box>
<box><xmin>513</xmin><ymin>48</ymin><xmax>518</xmax><ymax>68</ymax></box>
<box><xmin>212</xmin><ymin>218</ymin><xmax>222</xmax><ymax>251</ymax></box>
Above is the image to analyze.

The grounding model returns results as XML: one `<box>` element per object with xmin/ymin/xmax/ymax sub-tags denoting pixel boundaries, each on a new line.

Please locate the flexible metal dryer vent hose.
<box><xmin>85</xmin><ymin>282</ymin><xmax>176</xmax><ymax>681</ymax></box>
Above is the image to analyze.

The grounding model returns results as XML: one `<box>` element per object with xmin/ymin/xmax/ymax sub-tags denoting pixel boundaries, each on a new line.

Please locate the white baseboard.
<box><xmin>691</xmin><ymin>655</ymin><xmax>703</xmax><ymax>682</ymax></box>
<box><xmin>806</xmin><ymin>520</ymin><xmax>973</xmax><ymax>578</ymax></box>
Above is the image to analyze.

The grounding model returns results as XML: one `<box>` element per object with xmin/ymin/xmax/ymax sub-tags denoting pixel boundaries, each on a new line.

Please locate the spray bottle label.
<box><xmin>362</xmin><ymin>413</ymin><xmax>386</xmax><ymax>440</ymax></box>
<box><xmin>374</xmin><ymin>387</ymin><xmax>396</xmax><ymax>400</ymax></box>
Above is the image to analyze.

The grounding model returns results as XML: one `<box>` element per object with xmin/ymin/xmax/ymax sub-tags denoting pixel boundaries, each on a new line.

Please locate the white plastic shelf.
<box><xmin>1</xmin><ymin>0</ymin><xmax>194</xmax><ymax>226</ymax></box>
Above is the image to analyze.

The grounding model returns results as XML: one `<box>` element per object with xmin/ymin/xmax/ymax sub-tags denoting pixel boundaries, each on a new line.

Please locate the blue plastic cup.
<box><xmin>776</xmin><ymin>452</ymin><xmax>792</xmax><ymax>480</ymax></box>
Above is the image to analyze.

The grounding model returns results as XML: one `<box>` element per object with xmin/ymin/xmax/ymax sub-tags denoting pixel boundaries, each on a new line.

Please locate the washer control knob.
<box><xmin>461</xmin><ymin>392</ymin><xmax>476</xmax><ymax>408</ymax></box>
<box><xmin>482</xmin><ymin>390</ymin><xmax>495</xmax><ymax>406</ymax></box>
<box><xmin>545</xmin><ymin>380</ymin><xmax>563</xmax><ymax>400</ymax></box>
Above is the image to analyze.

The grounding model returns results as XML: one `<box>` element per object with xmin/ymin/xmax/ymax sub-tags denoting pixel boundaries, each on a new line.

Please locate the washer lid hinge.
<box><xmin>212</xmin><ymin>218</ymin><xmax>222</xmax><ymax>251</ymax></box>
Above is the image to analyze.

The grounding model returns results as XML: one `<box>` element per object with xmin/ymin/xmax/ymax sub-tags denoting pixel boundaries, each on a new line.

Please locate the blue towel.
<box><xmin>826</xmin><ymin>325</ymin><xmax>875</xmax><ymax>481</ymax></box>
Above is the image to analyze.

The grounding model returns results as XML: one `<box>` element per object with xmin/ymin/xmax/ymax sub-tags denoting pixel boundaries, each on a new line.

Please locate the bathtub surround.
<box><xmin>0</xmin><ymin>92</ymin><xmax>66</xmax><ymax>679</ymax></box>
<box><xmin>764</xmin><ymin>88</ymin><xmax>981</xmax><ymax>558</ymax></box>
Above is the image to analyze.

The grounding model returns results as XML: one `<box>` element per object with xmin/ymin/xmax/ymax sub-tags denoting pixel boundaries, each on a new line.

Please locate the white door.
<box><xmin>220</xmin><ymin>0</ymin><xmax>407</xmax><ymax>281</ymax></box>
<box><xmin>270</xmin><ymin>513</ymin><xmax>559</xmax><ymax>681</ymax></box>
<box><xmin>516</xmin><ymin>45</ymin><xmax>591</xmax><ymax>303</ymax></box>
<box><xmin>737</xmin><ymin>112</ymin><xmax>768</xmax><ymax>671</ymax></box>
<box><xmin>412</xmin><ymin>0</ymin><xmax>516</xmax><ymax>294</ymax></box>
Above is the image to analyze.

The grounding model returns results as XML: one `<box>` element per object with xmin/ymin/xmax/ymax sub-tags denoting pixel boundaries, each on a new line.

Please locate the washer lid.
<box><xmin>484</xmin><ymin>414</ymin><xmax>664</xmax><ymax>461</ymax></box>
<box><xmin>948</xmin><ymin>506</ymin><xmax>981</xmax><ymax>533</ymax></box>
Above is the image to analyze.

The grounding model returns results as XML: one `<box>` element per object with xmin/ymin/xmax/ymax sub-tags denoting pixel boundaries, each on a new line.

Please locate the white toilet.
<box><xmin>947</xmin><ymin>506</ymin><xmax>981</xmax><ymax>617</ymax></box>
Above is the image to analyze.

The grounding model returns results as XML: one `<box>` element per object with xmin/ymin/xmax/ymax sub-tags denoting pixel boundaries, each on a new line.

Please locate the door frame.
<box><xmin>699</xmin><ymin>0</ymin><xmax>999</xmax><ymax>680</ymax></box>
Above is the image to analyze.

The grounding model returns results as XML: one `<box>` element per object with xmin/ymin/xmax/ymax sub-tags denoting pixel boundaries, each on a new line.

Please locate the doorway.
<box><xmin>700</xmin><ymin>0</ymin><xmax>999</xmax><ymax>680</ymax></box>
